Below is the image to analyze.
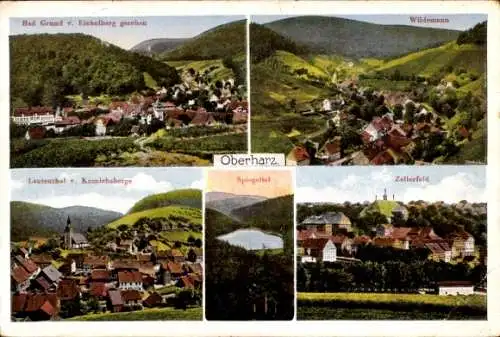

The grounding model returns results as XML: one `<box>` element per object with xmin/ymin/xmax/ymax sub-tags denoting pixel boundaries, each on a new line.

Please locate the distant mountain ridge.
<box><xmin>11</xmin><ymin>201</ymin><xmax>122</xmax><ymax>242</ymax></box>
<box><xmin>130</xmin><ymin>38</ymin><xmax>190</xmax><ymax>56</ymax></box>
<box><xmin>262</xmin><ymin>16</ymin><xmax>461</xmax><ymax>58</ymax></box>
<box><xmin>205</xmin><ymin>191</ymin><xmax>267</xmax><ymax>218</ymax></box>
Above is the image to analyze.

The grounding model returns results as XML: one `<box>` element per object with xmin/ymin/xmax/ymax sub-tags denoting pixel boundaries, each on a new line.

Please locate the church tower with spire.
<box><xmin>64</xmin><ymin>216</ymin><xmax>73</xmax><ymax>249</ymax></box>
<box><xmin>383</xmin><ymin>188</ymin><xmax>388</xmax><ymax>201</ymax></box>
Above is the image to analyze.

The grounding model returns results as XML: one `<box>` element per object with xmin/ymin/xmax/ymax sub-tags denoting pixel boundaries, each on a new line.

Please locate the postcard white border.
<box><xmin>1</xmin><ymin>1</ymin><xmax>499</xmax><ymax>336</ymax></box>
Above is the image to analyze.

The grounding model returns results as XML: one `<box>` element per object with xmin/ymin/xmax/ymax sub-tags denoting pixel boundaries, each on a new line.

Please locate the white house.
<box><xmin>301</xmin><ymin>238</ymin><xmax>337</xmax><ymax>263</ymax></box>
<box><xmin>322</xmin><ymin>99</ymin><xmax>332</xmax><ymax>112</ymax></box>
<box><xmin>438</xmin><ymin>281</ymin><xmax>474</xmax><ymax>296</ymax></box>
<box><xmin>118</xmin><ymin>271</ymin><xmax>143</xmax><ymax>291</ymax></box>
<box><xmin>94</xmin><ymin>118</ymin><xmax>108</xmax><ymax>136</ymax></box>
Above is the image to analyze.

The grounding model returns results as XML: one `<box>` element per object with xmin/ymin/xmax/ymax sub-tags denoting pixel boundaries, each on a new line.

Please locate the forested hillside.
<box><xmin>11</xmin><ymin>201</ymin><xmax>122</xmax><ymax>241</ymax></box>
<box><xmin>10</xmin><ymin>33</ymin><xmax>180</xmax><ymax>108</ymax></box>
<box><xmin>263</xmin><ymin>16</ymin><xmax>460</xmax><ymax>58</ymax></box>
<box><xmin>162</xmin><ymin>20</ymin><xmax>246</xmax><ymax>61</ymax></box>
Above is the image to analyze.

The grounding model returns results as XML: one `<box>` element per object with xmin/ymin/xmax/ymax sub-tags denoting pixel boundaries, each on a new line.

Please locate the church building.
<box><xmin>62</xmin><ymin>216</ymin><xmax>90</xmax><ymax>249</ymax></box>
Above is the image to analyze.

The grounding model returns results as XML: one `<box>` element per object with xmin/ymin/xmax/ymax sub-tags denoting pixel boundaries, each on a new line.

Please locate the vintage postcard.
<box><xmin>10</xmin><ymin>168</ymin><xmax>204</xmax><ymax>321</ymax></box>
<box><xmin>296</xmin><ymin>166</ymin><xmax>486</xmax><ymax>320</ymax></box>
<box><xmin>204</xmin><ymin>169</ymin><xmax>294</xmax><ymax>320</ymax></box>
<box><xmin>250</xmin><ymin>14</ymin><xmax>487</xmax><ymax>166</ymax></box>
<box><xmin>9</xmin><ymin>16</ymin><xmax>248</xmax><ymax>168</ymax></box>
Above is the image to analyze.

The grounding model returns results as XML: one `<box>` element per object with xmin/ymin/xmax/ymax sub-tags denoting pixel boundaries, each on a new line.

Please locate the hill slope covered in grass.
<box><xmin>10</xmin><ymin>33</ymin><xmax>179</xmax><ymax>108</ymax></box>
<box><xmin>107</xmin><ymin>205</ymin><xmax>202</xmax><ymax>229</ymax></box>
<box><xmin>263</xmin><ymin>16</ymin><xmax>460</xmax><ymax>58</ymax></box>
<box><xmin>374</xmin><ymin>42</ymin><xmax>486</xmax><ymax>78</ymax></box>
<box><xmin>162</xmin><ymin>20</ymin><xmax>246</xmax><ymax>61</ymax></box>
<box><xmin>128</xmin><ymin>188</ymin><xmax>202</xmax><ymax>214</ymax></box>
<box><xmin>11</xmin><ymin>201</ymin><xmax>122</xmax><ymax>241</ymax></box>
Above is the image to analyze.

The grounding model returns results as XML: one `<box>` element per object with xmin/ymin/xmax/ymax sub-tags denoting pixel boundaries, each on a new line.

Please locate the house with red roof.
<box><xmin>24</xmin><ymin>127</ymin><xmax>46</xmax><ymax>140</ymax></box>
<box><xmin>143</xmin><ymin>292</ymin><xmax>163</xmax><ymax>308</ymax></box>
<box><xmin>161</xmin><ymin>261</ymin><xmax>184</xmax><ymax>285</ymax></box>
<box><xmin>11</xmin><ymin>266</ymin><xmax>32</xmax><ymax>292</ymax></box>
<box><xmin>120</xmin><ymin>290</ymin><xmax>143</xmax><ymax>308</ymax></box>
<box><xmin>301</xmin><ymin>238</ymin><xmax>337</xmax><ymax>263</ymax></box>
<box><xmin>14</xmin><ymin>293</ymin><xmax>59</xmax><ymax>321</ymax></box>
<box><xmin>57</xmin><ymin>279</ymin><xmax>80</xmax><ymax>302</ymax></box>
<box><xmin>286</xmin><ymin>146</ymin><xmax>311</xmax><ymax>166</ymax></box>
<box><xmin>361</xmin><ymin>115</ymin><xmax>393</xmax><ymax>143</ymax></box>
<box><xmin>12</xmin><ymin>106</ymin><xmax>57</xmax><ymax>126</ymax></box>
<box><xmin>118</xmin><ymin>271</ymin><xmax>143</xmax><ymax>291</ymax></box>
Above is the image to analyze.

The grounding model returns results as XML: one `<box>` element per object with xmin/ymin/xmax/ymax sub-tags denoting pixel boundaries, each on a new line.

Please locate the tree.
<box><xmin>404</xmin><ymin>101</ymin><xmax>416</xmax><ymax>124</ymax></box>
<box><xmin>87</xmin><ymin>297</ymin><xmax>101</xmax><ymax>314</ymax></box>
<box><xmin>393</xmin><ymin>104</ymin><xmax>404</xmax><ymax>120</ymax></box>
<box><xmin>117</xmin><ymin>224</ymin><xmax>129</xmax><ymax>232</ymax></box>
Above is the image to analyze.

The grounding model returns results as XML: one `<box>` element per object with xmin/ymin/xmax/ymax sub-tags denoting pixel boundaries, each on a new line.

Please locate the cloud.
<box><xmin>10</xmin><ymin>177</ymin><xmax>24</xmax><ymax>191</ymax></box>
<box><xmin>58</xmin><ymin>172</ymin><xmax>80</xmax><ymax>181</ymax></box>
<box><xmin>190</xmin><ymin>179</ymin><xmax>204</xmax><ymax>190</ymax></box>
<box><xmin>125</xmin><ymin>173</ymin><xmax>174</xmax><ymax>193</ymax></box>
<box><xmin>402</xmin><ymin>172</ymin><xmax>485</xmax><ymax>203</ymax></box>
<box><xmin>297</xmin><ymin>172</ymin><xmax>485</xmax><ymax>204</ymax></box>
<box><xmin>370</xmin><ymin>167</ymin><xmax>392</xmax><ymax>184</ymax></box>
<box><xmin>27</xmin><ymin>192</ymin><xmax>136</xmax><ymax>214</ymax></box>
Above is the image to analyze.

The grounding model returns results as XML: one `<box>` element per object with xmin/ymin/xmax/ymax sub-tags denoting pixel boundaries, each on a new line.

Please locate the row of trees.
<box><xmin>297</xmin><ymin>260</ymin><xmax>486</xmax><ymax>293</ymax></box>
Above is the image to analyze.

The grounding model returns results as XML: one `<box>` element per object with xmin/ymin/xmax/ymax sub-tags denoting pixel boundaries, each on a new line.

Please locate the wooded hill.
<box><xmin>262</xmin><ymin>16</ymin><xmax>460</xmax><ymax>58</ymax></box>
<box><xmin>10</xmin><ymin>33</ymin><xmax>180</xmax><ymax>108</ymax></box>
<box><xmin>161</xmin><ymin>20</ymin><xmax>247</xmax><ymax>61</ymax></box>
<box><xmin>10</xmin><ymin>201</ymin><xmax>122</xmax><ymax>242</ymax></box>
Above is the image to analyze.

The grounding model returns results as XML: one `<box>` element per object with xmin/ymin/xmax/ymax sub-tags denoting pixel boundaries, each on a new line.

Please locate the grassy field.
<box><xmin>297</xmin><ymin>307</ymin><xmax>485</xmax><ymax>320</ymax></box>
<box><xmin>297</xmin><ymin>292</ymin><xmax>487</xmax><ymax>320</ymax></box>
<box><xmin>67</xmin><ymin>307</ymin><xmax>202</xmax><ymax>321</ymax></box>
<box><xmin>359</xmin><ymin>200</ymin><xmax>398</xmax><ymax>218</ymax></box>
<box><xmin>251</xmin><ymin>115</ymin><xmax>325</xmax><ymax>154</ymax></box>
<box><xmin>128</xmin><ymin>189</ymin><xmax>202</xmax><ymax>214</ymax></box>
<box><xmin>374</xmin><ymin>42</ymin><xmax>486</xmax><ymax>77</ymax></box>
<box><xmin>107</xmin><ymin>205</ymin><xmax>202</xmax><ymax>229</ymax></box>
<box><xmin>159</xmin><ymin>231</ymin><xmax>202</xmax><ymax>243</ymax></box>
<box><xmin>166</xmin><ymin>59</ymin><xmax>233</xmax><ymax>82</ymax></box>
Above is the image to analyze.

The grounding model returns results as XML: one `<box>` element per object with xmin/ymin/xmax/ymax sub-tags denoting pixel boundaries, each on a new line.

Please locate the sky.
<box><xmin>296</xmin><ymin>166</ymin><xmax>486</xmax><ymax>204</ymax></box>
<box><xmin>206</xmin><ymin>170</ymin><xmax>293</xmax><ymax>199</ymax></box>
<box><xmin>10</xmin><ymin>168</ymin><xmax>203</xmax><ymax>214</ymax></box>
<box><xmin>10</xmin><ymin>16</ymin><xmax>245</xmax><ymax>49</ymax></box>
<box><xmin>252</xmin><ymin>14</ymin><xmax>487</xmax><ymax>31</ymax></box>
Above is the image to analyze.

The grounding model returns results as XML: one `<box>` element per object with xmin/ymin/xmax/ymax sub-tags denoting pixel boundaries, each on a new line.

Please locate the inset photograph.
<box><xmin>205</xmin><ymin>169</ymin><xmax>294</xmax><ymax>320</ymax></box>
<box><xmin>10</xmin><ymin>168</ymin><xmax>203</xmax><ymax>321</ymax></box>
<box><xmin>296</xmin><ymin>166</ymin><xmax>486</xmax><ymax>319</ymax></box>
<box><xmin>250</xmin><ymin>15</ymin><xmax>486</xmax><ymax>165</ymax></box>
<box><xmin>10</xmin><ymin>16</ymin><xmax>247</xmax><ymax>168</ymax></box>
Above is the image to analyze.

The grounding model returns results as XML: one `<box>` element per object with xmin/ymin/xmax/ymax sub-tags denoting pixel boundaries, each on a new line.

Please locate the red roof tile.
<box><xmin>91</xmin><ymin>269</ymin><xmax>111</xmax><ymax>281</ymax></box>
<box><xmin>12</xmin><ymin>294</ymin><xmax>27</xmax><ymax>312</ymax></box>
<box><xmin>302</xmin><ymin>238</ymin><xmax>331</xmax><ymax>250</ymax></box>
<box><xmin>165</xmin><ymin>262</ymin><xmax>183</xmax><ymax>274</ymax></box>
<box><xmin>89</xmin><ymin>282</ymin><xmax>108</xmax><ymax>297</ymax></box>
<box><xmin>120</xmin><ymin>290</ymin><xmax>142</xmax><ymax>302</ymax></box>
<box><xmin>118</xmin><ymin>271</ymin><xmax>142</xmax><ymax>284</ymax></box>
<box><xmin>180</xmin><ymin>276</ymin><xmax>195</xmax><ymax>289</ymax></box>
<box><xmin>12</xmin><ymin>265</ymin><xmax>31</xmax><ymax>284</ymax></box>
<box><xmin>57</xmin><ymin>279</ymin><xmax>80</xmax><ymax>301</ymax></box>
<box><xmin>290</xmin><ymin>146</ymin><xmax>310</xmax><ymax>162</ymax></box>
